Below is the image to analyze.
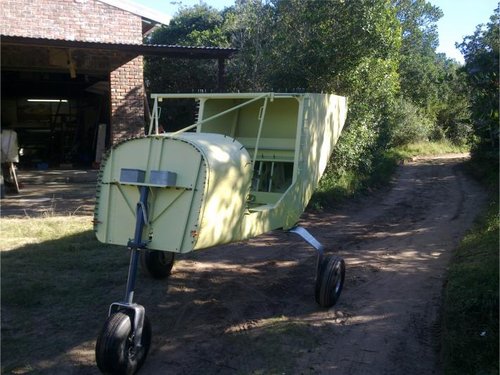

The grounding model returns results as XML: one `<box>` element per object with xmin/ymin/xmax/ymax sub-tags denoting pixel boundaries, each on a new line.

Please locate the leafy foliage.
<box><xmin>433</xmin><ymin>59</ymin><xmax>473</xmax><ymax>145</ymax></box>
<box><xmin>223</xmin><ymin>0</ymin><xmax>275</xmax><ymax>91</ymax></box>
<box><xmin>144</xmin><ymin>4</ymin><xmax>231</xmax><ymax>130</ymax></box>
<box><xmin>394</xmin><ymin>0</ymin><xmax>473</xmax><ymax>145</ymax></box>
<box><xmin>144</xmin><ymin>4</ymin><xmax>229</xmax><ymax>94</ymax></box>
<box><xmin>225</xmin><ymin>0</ymin><xmax>404</xmax><ymax>189</ymax></box>
<box><xmin>396</xmin><ymin>0</ymin><xmax>443</xmax><ymax>107</ymax></box>
<box><xmin>387</xmin><ymin>98</ymin><xmax>434</xmax><ymax>146</ymax></box>
<box><xmin>458</xmin><ymin>4</ymin><xmax>500</xmax><ymax>162</ymax></box>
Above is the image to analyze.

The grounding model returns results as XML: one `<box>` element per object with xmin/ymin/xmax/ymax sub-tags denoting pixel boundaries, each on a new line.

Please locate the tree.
<box><xmin>223</xmin><ymin>0</ymin><xmax>276</xmax><ymax>91</ymax></box>
<box><xmin>144</xmin><ymin>4</ymin><xmax>231</xmax><ymax>130</ymax></box>
<box><xmin>229</xmin><ymin>0</ymin><xmax>402</xmax><ymax>175</ymax></box>
<box><xmin>458</xmin><ymin>4</ymin><xmax>499</xmax><ymax>159</ymax></box>
<box><xmin>433</xmin><ymin>55</ymin><xmax>472</xmax><ymax>144</ymax></box>
<box><xmin>395</xmin><ymin>0</ymin><xmax>443</xmax><ymax>113</ymax></box>
<box><xmin>392</xmin><ymin>0</ymin><xmax>473</xmax><ymax>145</ymax></box>
<box><xmin>144</xmin><ymin>4</ymin><xmax>230</xmax><ymax>94</ymax></box>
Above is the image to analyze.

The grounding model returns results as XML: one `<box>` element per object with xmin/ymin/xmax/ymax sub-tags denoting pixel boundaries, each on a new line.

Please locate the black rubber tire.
<box><xmin>140</xmin><ymin>250</ymin><xmax>175</xmax><ymax>279</ymax></box>
<box><xmin>95</xmin><ymin>312</ymin><xmax>151</xmax><ymax>375</ymax></box>
<box><xmin>315</xmin><ymin>255</ymin><xmax>345</xmax><ymax>308</ymax></box>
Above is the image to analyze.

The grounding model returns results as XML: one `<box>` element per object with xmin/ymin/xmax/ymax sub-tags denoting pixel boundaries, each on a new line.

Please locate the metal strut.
<box><xmin>289</xmin><ymin>226</ymin><xmax>325</xmax><ymax>273</ymax></box>
<box><xmin>108</xmin><ymin>185</ymin><xmax>149</xmax><ymax>349</ymax></box>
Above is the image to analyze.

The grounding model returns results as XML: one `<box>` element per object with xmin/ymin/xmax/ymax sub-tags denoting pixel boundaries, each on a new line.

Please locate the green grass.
<box><xmin>392</xmin><ymin>140</ymin><xmax>469</xmax><ymax>159</ymax></box>
<box><xmin>0</xmin><ymin>216</ymin><xmax>93</xmax><ymax>250</ymax></box>
<box><xmin>1</xmin><ymin>216</ymin><xmax>128</xmax><ymax>373</ymax></box>
<box><xmin>441</xmin><ymin>155</ymin><xmax>499</xmax><ymax>375</ymax></box>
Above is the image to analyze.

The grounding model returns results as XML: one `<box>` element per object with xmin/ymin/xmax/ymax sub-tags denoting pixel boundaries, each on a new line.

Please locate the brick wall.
<box><xmin>1</xmin><ymin>0</ymin><xmax>142</xmax><ymax>44</ymax></box>
<box><xmin>1</xmin><ymin>0</ymin><xmax>146</xmax><ymax>144</ymax></box>
<box><xmin>110</xmin><ymin>56</ymin><xmax>145</xmax><ymax>142</ymax></box>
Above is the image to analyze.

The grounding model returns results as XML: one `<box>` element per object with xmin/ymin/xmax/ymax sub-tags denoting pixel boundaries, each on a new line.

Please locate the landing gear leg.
<box><xmin>289</xmin><ymin>226</ymin><xmax>345</xmax><ymax>308</ymax></box>
<box><xmin>95</xmin><ymin>186</ymin><xmax>152</xmax><ymax>374</ymax></box>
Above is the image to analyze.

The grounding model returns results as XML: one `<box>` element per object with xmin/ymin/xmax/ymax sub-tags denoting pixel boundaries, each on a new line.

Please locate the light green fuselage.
<box><xmin>94</xmin><ymin>93</ymin><xmax>347</xmax><ymax>253</ymax></box>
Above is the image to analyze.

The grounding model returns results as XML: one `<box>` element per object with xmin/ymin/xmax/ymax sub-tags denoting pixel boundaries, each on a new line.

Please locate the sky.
<box><xmin>134</xmin><ymin>0</ymin><xmax>499</xmax><ymax>63</ymax></box>
<box><xmin>431</xmin><ymin>0</ymin><xmax>498</xmax><ymax>62</ymax></box>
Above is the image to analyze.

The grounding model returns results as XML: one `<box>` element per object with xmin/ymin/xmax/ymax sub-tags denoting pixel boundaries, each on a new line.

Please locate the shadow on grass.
<box><xmin>1</xmin><ymin>230</ymin><xmax>129</xmax><ymax>374</ymax></box>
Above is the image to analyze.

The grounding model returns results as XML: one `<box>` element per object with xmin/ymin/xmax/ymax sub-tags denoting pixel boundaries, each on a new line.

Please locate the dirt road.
<box><xmin>106</xmin><ymin>154</ymin><xmax>482</xmax><ymax>375</ymax></box>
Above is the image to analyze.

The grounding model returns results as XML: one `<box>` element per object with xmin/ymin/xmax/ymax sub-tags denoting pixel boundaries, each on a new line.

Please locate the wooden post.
<box><xmin>217</xmin><ymin>57</ymin><xmax>225</xmax><ymax>91</ymax></box>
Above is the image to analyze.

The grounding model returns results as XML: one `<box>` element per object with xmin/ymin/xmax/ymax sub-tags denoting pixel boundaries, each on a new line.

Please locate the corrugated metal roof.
<box><xmin>1</xmin><ymin>35</ymin><xmax>237</xmax><ymax>59</ymax></box>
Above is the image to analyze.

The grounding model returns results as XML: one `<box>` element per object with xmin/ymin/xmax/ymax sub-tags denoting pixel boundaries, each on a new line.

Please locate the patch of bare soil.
<box><xmin>119</xmin><ymin>153</ymin><xmax>483</xmax><ymax>375</ymax></box>
<box><xmin>1</xmin><ymin>169</ymin><xmax>96</xmax><ymax>217</ymax></box>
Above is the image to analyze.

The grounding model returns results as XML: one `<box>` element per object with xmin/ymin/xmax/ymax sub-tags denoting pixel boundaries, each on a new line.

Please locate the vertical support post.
<box><xmin>254</xmin><ymin>161</ymin><xmax>263</xmax><ymax>191</ymax></box>
<box><xmin>148</xmin><ymin>97</ymin><xmax>159</xmax><ymax>135</ymax></box>
<box><xmin>125</xmin><ymin>249</ymin><xmax>141</xmax><ymax>304</ymax></box>
<box><xmin>124</xmin><ymin>186</ymin><xmax>149</xmax><ymax>304</ymax></box>
<box><xmin>268</xmin><ymin>162</ymin><xmax>275</xmax><ymax>192</ymax></box>
<box><xmin>252</xmin><ymin>97</ymin><xmax>268</xmax><ymax>170</ymax></box>
<box><xmin>143</xmin><ymin>82</ymin><xmax>151</xmax><ymax>128</ymax></box>
<box><xmin>217</xmin><ymin>58</ymin><xmax>225</xmax><ymax>91</ymax></box>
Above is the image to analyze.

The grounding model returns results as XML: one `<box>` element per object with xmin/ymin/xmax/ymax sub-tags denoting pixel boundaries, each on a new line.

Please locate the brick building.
<box><xmin>1</xmin><ymin>0</ymin><xmax>234</xmax><ymax>168</ymax></box>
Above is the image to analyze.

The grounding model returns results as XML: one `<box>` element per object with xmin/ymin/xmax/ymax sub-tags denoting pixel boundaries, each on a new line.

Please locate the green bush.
<box><xmin>387</xmin><ymin>99</ymin><xmax>434</xmax><ymax>146</ymax></box>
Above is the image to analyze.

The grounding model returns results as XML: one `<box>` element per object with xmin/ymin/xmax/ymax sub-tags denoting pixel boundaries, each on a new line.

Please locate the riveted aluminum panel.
<box><xmin>94</xmin><ymin>134</ymin><xmax>252</xmax><ymax>253</ymax></box>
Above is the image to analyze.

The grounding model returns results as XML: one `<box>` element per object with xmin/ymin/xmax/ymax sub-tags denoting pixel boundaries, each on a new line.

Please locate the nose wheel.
<box><xmin>95</xmin><ymin>311</ymin><xmax>151</xmax><ymax>375</ymax></box>
<box><xmin>96</xmin><ymin>186</ymin><xmax>152</xmax><ymax>375</ymax></box>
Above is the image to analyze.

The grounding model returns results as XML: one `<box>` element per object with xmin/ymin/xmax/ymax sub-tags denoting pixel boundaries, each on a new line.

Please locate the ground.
<box><xmin>1</xmin><ymin>169</ymin><xmax>97</xmax><ymax>217</ymax></box>
<box><xmin>1</xmin><ymin>154</ymin><xmax>486</xmax><ymax>374</ymax></box>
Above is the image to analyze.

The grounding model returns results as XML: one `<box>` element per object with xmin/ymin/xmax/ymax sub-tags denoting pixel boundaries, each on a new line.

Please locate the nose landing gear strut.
<box><xmin>95</xmin><ymin>186</ymin><xmax>152</xmax><ymax>375</ymax></box>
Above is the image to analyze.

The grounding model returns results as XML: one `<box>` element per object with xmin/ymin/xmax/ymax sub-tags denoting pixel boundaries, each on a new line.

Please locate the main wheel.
<box><xmin>95</xmin><ymin>312</ymin><xmax>151</xmax><ymax>375</ymax></box>
<box><xmin>315</xmin><ymin>255</ymin><xmax>345</xmax><ymax>308</ymax></box>
<box><xmin>140</xmin><ymin>250</ymin><xmax>175</xmax><ymax>279</ymax></box>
